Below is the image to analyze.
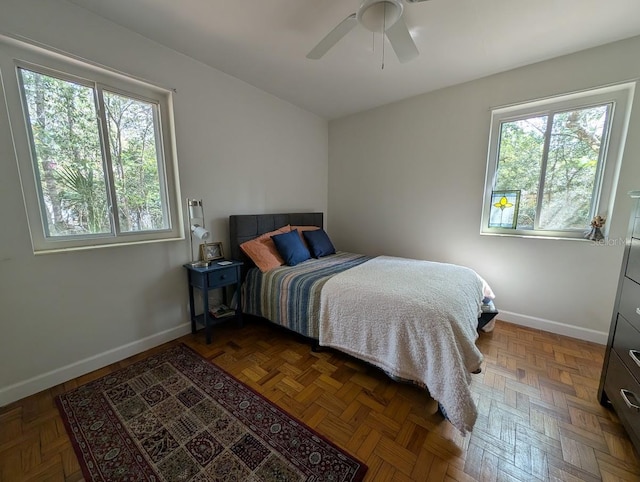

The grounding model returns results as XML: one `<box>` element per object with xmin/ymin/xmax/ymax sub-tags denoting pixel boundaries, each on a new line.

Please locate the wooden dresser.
<box><xmin>599</xmin><ymin>190</ymin><xmax>640</xmax><ymax>451</ymax></box>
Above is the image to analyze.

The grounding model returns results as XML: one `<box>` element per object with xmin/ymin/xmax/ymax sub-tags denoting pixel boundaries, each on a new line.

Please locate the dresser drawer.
<box><xmin>604</xmin><ymin>351</ymin><xmax>640</xmax><ymax>446</ymax></box>
<box><xmin>207</xmin><ymin>266</ymin><xmax>238</xmax><ymax>288</ymax></box>
<box><xmin>612</xmin><ymin>314</ymin><xmax>640</xmax><ymax>383</ymax></box>
<box><xmin>626</xmin><ymin>239</ymin><xmax>640</xmax><ymax>283</ymax></box>
<box><xmin>618</xmin><ymin>277</ymin><xmax>640</xmax><ymax>331</ymax></box>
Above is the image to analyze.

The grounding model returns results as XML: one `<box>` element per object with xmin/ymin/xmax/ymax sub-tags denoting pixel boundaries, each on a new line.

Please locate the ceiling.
<box><xmin>67</xmin><ymin>0</ymin><xmax>640</xmax><ymax>120</ymax></box>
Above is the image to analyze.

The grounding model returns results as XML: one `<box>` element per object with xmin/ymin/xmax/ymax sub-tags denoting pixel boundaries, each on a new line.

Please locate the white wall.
<box><xmin>0</xmin><ymin>0</ymin><xmax>328</xmax><ymax>405</ymax></box>
<box><xmin>329</xmin><ymin>36</ymin><xmax>640</xmax><ymax>342</ymax></box>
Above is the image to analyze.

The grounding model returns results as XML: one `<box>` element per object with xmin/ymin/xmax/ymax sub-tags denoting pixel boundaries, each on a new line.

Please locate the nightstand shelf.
<box><xmin>184</xmin><ymin>260</ymin><xmax>243</xmax><ymax>344</ymax></box>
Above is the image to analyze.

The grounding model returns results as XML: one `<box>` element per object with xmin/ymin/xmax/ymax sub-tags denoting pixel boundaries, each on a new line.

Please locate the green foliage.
<box><xmin>492</xmin><ymin>105</ymin><xmax>609</xmax><ymax>231</ymax></box>
<box><xmin>494</xmin><ymin>117</ymin><xmax>546</xmax><ymax>228</ymax></box>
<box><xmin>56</xmin><ymin>165</ymin><xmax>107</xmax><ymax>234</ymax></box>
<box><xmin>19</xmin><ymin>68</ymin><xmax>166</xmax><ymax>237</ymax></box>
<box><xmin>104</xmin><ymin>91</ymin><xmax>164</xmax><ymax>232</ymax></box>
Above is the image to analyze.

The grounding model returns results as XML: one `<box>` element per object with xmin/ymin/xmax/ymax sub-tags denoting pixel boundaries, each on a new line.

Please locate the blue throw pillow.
<box><xmin>271</xmin><ymin>229</ymin><xmax>311</xmax><ymax>266</ymax></box>
<box><xmin>303</xmin><ymin>229</ymin><xmax>336</xmax><ymax>258</ymax></box>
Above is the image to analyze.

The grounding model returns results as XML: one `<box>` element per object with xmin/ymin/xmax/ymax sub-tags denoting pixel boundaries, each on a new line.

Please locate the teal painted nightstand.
<box><xmin>183</xmin><ymin>260</ymin><xmax>243</xmax><ymax>344</ymax></box>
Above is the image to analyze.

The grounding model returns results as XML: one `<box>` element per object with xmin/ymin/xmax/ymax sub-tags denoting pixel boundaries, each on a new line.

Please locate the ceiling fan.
<box><xmin>306</xmin><ymin>0</ymin><xmax>431</xmax><ymax>64</ymax></box>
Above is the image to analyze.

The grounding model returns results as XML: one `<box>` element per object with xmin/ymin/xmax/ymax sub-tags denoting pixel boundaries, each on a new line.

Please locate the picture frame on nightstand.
<box><xmin>200</xmin><ymin>242</ymin><xmax>224</xmax><ymax>262</ymax></box>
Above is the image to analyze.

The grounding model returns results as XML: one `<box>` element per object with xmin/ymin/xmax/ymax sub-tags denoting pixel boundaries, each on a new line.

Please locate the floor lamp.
<box><xmin>187</xmin><ymin>199</ymin><xmax>210</xmax><ymax>266</ymax></box>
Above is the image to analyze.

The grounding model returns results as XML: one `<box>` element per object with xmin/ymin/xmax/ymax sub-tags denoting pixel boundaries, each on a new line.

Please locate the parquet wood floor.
<box><xmin>1</xmin><ymin>318</ymin><xmax>639</xmax><ymax>481</ymax></box>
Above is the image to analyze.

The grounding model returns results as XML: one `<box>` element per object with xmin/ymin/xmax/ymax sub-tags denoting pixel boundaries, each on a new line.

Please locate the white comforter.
<box><xmin>318</xmin><ymin>255</ymin><xmax>492</xmax><ymax>434</ymax></box>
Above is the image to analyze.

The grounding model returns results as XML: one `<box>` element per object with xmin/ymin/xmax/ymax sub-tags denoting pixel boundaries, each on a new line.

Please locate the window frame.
<box><xmin>480</xmin><ymin>83</ymin><xmax>635</xmax><ymax>240</ymax></box>
<box><xmin>0</xmin><ymin>35</ymin><xmax>183</xmax><ymax>253</ymax></box>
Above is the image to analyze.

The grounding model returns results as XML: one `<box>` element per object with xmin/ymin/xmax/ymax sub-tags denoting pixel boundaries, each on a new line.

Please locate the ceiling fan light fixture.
<box><xmin>357</xmin><ymin>0</ymin><xmax>403</xmax><ymax>32</ymax></box>
<box><xmin>306</xmin><ymin>0</ymin><xmax>420</xmax><ymax>63</ymax></box>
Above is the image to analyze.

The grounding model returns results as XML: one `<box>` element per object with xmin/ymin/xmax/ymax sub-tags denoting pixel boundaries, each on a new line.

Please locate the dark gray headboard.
<box><xmin>229</xmin><ymin>212</ymin><xmax>324</xmax><ymax>275</ymax></box>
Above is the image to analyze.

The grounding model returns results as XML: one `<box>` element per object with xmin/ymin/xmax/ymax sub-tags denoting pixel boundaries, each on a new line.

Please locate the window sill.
<box><xmin>479</xmin><ymin>231</ymin><xmax>596</xmax><ymax>242</ymax></box>
<box><xmin>33</xmin><ymin>235</ymin><xmax>185</xmax><ymax>255</ymax></box>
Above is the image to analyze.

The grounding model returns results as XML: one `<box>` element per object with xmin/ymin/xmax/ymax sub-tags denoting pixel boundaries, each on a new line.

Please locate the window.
<box><xmin>481</xmin><ymin>83</ymin><xmax>635</xmax><ymax>239</ymax></box>
<box><xmin>1</xmin><ymin>36</ymin><xmax>181</xmax><ymax>252</ymax></box>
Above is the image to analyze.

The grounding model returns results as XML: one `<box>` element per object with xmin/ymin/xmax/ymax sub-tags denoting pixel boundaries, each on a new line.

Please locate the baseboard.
<box><xmin>0</xmin><ymin>322</ymin><xmax>192</xmax><ymax>407</ymax></box>
<box><xmin>497</xmin><ymin>310</ymin><xmax>608</xmax><ymax>345</ymax></box>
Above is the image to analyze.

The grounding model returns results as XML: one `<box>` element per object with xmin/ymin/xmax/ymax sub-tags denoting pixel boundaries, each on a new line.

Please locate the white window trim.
<box><xmin>480</xmin><ymin>82</ymin><xmax>636</xmax><ymax>240</ymax></box>
<box><xmin>0</xmin><ymin>35</ymin><xmax>184</xmax><ymax>253</ymax></box>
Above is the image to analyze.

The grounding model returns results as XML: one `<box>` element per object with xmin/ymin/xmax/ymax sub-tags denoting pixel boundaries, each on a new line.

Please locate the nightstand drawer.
<box><xmin>626</xmin><ymin>239</ymin><xmax>640</xmax><ymax>283</ymax></box>
<box><xmin>604</xmin><ymin>351</ymin><xmax>640</xmax><ymax>446</ymax></box>
<box><xmin>208</xmin><ymin>266</ymin><xmax>238</xmax><ymax>288</ymax></box>
<box><xmin>619</xmin><ymin>277</ymin><xmax>640</xmax><ymax>331</ymax></box>
<box><xmin>613</xmin><ymin>314</ymin><xmax>640</xmax><ymax>383</ymax></box>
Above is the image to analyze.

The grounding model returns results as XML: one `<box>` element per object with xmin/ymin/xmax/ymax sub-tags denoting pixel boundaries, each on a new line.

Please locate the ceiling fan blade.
<box><xmin>306</xmin><ymin>13</ymin><xmax>357</xmax><ymax>60</ymax></box>
<box><xmin>385</xmin><ymin>17</ymin><xmax>419</xmax><ymax>63</ymax></box>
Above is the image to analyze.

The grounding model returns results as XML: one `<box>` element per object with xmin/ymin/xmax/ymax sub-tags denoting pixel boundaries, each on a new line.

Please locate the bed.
<box><xmin>229</xmin><ymin>213</ymin><xmax>497</xmax><ymax>434</ymax></box>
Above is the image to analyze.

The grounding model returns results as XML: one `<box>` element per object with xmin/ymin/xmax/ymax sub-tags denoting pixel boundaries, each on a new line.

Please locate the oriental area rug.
<box><xmin>55</xmin><ymin>344</ymin><xmax>367</xmax><ymax>481</ymax></box>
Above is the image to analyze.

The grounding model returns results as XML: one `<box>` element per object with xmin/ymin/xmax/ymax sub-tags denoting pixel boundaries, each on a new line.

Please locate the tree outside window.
<box><xmin>19</xmin><ymin>68</ymin><xmax>169</xmax><ymax>239</ymax></box>
<box><xmin>481</xmin><ymin>84</ymin><xmax>634</xmax><ymax>239</ymax></box>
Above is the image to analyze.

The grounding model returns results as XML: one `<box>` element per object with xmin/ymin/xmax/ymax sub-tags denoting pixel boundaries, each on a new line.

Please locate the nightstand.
<box><xmin>183</xmin><ymin>260</ymin><xmax>243</xmax><ymax>344</ymax></box>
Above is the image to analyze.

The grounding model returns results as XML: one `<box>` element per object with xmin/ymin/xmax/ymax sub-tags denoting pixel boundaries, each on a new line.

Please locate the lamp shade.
<box><xmin>188</xmin><ymin>199</ymin><xmax>204</xmax><ymax>219</ymax></box>
<box><xmin>186</xmin><ymin>198</ymin><xmax>210</xmax><ymax>264</ymax></box>
<box><xmin>191</xmin><ymin>226</ymin><xmax>210</xmax><ymax>240</ymax></box>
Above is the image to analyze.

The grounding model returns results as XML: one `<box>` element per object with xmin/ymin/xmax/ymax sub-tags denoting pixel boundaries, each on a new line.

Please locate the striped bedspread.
<box><xmin>242</xmin><ymin>252</ymin><xmax>371</xmax><ymax>338</ymax></box>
